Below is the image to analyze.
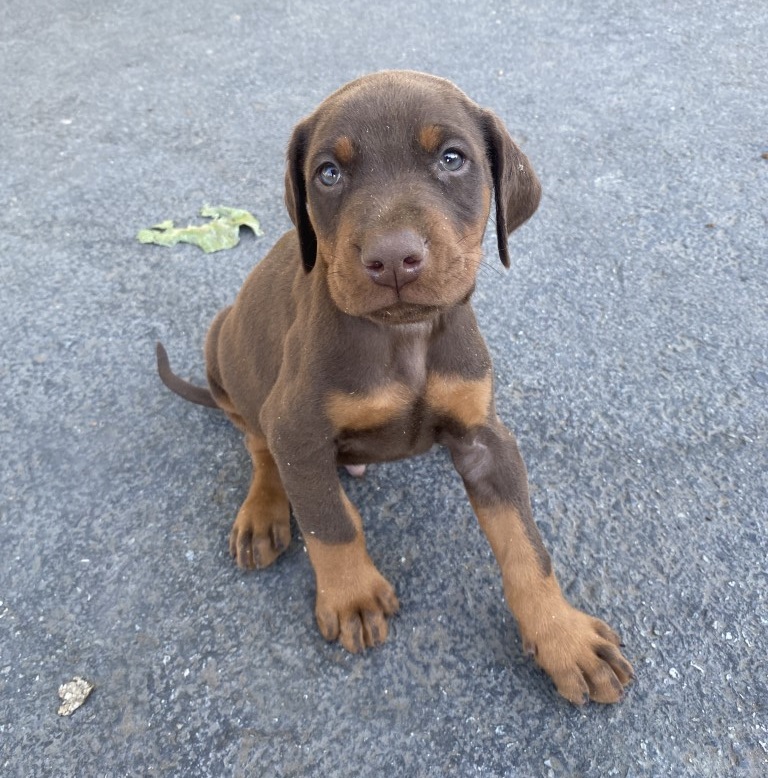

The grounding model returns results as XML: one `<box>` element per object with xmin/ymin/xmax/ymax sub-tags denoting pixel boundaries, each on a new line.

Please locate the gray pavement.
<box><xmin>2</xmin><ymin>1</ymin><xmax>767</xmax><ymax>775</ymax></box>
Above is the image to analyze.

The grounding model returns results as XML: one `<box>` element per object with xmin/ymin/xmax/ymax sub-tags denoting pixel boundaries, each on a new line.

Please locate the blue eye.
<box><xmin>439</xmin><ymin>149</ymin><xmax>465</xmax><ymax>172</ymax></box>
<box><xmin>318</xmin><ymin>162</ymin><xmax>341</xmax><ymax>187</ymax></box>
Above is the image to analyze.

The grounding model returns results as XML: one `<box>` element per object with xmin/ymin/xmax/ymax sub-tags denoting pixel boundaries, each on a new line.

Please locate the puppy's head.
<box><xmin>284</xmin><ymin>71</ymin><xmax>540</xmax><ymax>323</ymax></box>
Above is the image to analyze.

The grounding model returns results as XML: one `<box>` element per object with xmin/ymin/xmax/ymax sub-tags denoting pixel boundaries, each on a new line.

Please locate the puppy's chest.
<box><xmin>326</xmin><ymin>369</ymin><xmax>492</xmax><ymax>463</ymax></box>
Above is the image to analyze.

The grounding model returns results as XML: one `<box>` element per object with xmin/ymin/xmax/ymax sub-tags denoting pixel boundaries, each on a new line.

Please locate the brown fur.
<box><xmin>157</xmin><ymin>71</ymin><xmax>632</xmax><ymax>705</ymax></box>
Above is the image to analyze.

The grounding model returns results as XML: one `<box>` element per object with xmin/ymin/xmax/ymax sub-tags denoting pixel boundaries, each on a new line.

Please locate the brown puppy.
<box><xmin>157</xmin><ymin>71</ymin><xmax>633</xmax><ymax>705</ymax></box>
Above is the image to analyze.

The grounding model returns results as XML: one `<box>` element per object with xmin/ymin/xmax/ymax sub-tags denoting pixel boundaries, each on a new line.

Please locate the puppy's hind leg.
<box><xmin>229</xmin><ymin>433</ymin><xmax>292</xmax><ymax>570</ymax></box>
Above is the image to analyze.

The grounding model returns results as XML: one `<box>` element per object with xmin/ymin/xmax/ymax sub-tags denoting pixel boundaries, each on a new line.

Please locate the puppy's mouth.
<box><xmin>367</xmin><ymin>302</ymin><xmax>441</xmax><ymax>325</ymax></box>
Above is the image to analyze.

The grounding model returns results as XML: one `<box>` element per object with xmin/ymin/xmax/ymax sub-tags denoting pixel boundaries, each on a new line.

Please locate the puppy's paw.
<box><xmin>522</xmin><ymin>606</ymin><xmax>634</xmax><ymax>705</ymax></box>
<box><xmin>229</xmin><ymin>500</ymin><xmax>291</xmax><ymax>570</ymax></box>
<box><xmin>315</xmin><ymin>568</ymin><xmax>399</xmax><ymax>653</ymax></box>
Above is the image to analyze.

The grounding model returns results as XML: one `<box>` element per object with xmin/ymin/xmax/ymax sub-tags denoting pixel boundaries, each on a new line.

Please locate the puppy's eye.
<box><xmin>317</xmin><ymin>162</ymin><xmax>341</xmax><ymax>187</ymax></box>
<box><xmin>439</xmin><ymin>149</ymin><xmax>465</xmax><ymax>172</ymax></box>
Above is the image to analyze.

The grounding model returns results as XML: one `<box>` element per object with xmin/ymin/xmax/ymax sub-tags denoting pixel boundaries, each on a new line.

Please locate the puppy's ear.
<box><xmin>482</xmin><ymin>111</ymin><xmax>541</xmax><ymax>268</ymax></box>
<box><xmin>284</xmin><ymin>120</ymin><xmax>318</xmax><ymax>272</ymax></box>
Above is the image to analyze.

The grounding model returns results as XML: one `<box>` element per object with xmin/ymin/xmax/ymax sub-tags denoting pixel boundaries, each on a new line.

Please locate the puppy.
<box><xmin>157</xmin><ymin>71</ymin><xmax>633</xmax><ymax>704</ymax></box>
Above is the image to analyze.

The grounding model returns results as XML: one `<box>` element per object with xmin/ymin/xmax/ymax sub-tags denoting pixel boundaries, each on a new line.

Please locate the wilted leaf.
<box><xmin>137</xmin><ymin>205</ymin><xmax>263</xmax><ymax>253</ymax></box>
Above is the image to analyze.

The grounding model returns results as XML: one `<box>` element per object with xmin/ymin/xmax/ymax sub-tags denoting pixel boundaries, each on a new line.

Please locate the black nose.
<box><xmin>360</xmin><ymin>229</ymin><xmax>427</xmax><ymax>290</ymax></box>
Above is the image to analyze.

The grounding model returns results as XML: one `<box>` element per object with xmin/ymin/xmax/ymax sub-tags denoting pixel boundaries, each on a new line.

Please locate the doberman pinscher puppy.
<box><xmin>157</xmin><ymin>71</ymin><xmax>633</xmax><ymax>705</ymax></box>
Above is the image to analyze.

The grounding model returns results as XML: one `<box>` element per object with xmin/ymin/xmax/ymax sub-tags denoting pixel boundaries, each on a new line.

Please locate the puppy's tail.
<box><xmin>155</xmin><ymin>342</ymin><xmax>219</xmax><ymax>409</ymax></box>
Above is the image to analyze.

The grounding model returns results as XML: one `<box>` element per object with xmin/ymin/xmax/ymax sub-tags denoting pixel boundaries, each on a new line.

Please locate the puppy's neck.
<box><xmin>381</xmin><ymin>320</ymin><xmax>432</xmax><ymax>388</ymax></box>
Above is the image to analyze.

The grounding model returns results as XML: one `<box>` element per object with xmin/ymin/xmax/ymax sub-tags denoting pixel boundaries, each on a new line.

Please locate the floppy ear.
<box><xmin>482</xmin><ymin>110</ymin><xmax>542</xmax><ymax>268</ymax></box>
<box><xmin>284</xmin><ymin>120</ymin><xmax>318</xmax><ymax>272</ymax></box>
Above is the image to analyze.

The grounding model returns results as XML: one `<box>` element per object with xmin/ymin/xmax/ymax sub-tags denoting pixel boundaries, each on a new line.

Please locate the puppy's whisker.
<box><xmin>476</xmin><ymin>257</ymin><xmax>506</xmax><ymax>279</ymax></box>
<box><xmin>455</xmin><ymin>231</ymin><xmax>484</xmax><ymax>247</ymax></box>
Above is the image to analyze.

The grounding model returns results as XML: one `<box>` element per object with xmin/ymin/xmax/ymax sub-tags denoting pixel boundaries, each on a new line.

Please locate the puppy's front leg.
<box><xmin>264</xmin><ymin>432</ymin><xmax>399</xmax><ymax>652</ymax></box>
<box><xmin>304</xmin><ymin>487</ymin><xmax>399</xmax><ymax>652</ymax></box>
<box><xmin>447</xmin><ymin>419</ymin><xmax>634</xmax><ymax>704</ymax></box>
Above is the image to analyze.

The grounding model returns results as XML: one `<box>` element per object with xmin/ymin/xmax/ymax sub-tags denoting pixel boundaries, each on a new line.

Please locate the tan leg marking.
<box><xmin>326</xmin><ymin>383</ymin><xmax>414</xmax><ymax>432</ymax></box>
<box><xmin>304</xmin><ymin>489</ymin><xmax>399</xmax><ymax>652</ymax></box>
<box><xmin>426</xmin><ymin>372</ymin><xmax>492</xmax><ymax>428</ymax></box>
<box><xmin>229</xmin><ymin>434</ymin><xmax>291</xmax><ymax>570</ymax></box>
<box><xmin>474</xmin><ymin>502</ymin><xmax>634</xmax><ymax>705</ymax></box>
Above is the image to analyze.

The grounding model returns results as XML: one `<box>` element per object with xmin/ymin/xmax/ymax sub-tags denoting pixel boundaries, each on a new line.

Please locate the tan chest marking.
<box><xmin>426</xmin><ymin>372</ymin><xmax>492</xmax><ymax>429</ymax></box>
<box><xmin>326</xmin><ymin>383</ymin><xmax>415</xmax><ymax>432</ymax></box>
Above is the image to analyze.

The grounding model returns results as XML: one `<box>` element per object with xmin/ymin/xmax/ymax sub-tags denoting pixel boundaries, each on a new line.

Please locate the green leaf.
<box><xmin>137</xmin><ymin>205</ymin><xmax>263</xmax><ymax>253</ymax></box>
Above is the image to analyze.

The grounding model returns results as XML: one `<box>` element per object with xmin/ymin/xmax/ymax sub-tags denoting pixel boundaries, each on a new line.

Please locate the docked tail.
<box><xmin>155</xmin><ymin>342</ymin><xmax>218</xmax><ymax>408</ymax></box>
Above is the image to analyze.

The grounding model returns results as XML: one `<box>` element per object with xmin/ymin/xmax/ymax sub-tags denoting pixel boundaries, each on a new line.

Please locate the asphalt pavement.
<box><xmin>1</xmin><ymin>1</ymin><xmax>766</xmax><ymax>775</ymax></box>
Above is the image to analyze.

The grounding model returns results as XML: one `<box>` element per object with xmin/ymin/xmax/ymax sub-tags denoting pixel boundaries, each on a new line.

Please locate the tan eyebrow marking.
<box><xmin>418</xmin><ymin>124</ymin><xmax>443</xmax><ymax>154</ymax></box>
<box><xmin>333</xmin><ymin>136</ymin><xmax>355</xmax><ymax>165</ymax></box>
